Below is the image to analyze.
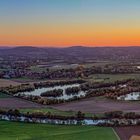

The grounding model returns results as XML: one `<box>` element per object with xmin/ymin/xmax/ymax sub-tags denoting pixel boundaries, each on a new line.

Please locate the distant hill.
<box><xmin>0</xmin><ymin>47</ymin><xmax>11</xmax><ymax>49</ymax></box>
<box><xmin>0</xmin><ymin>46</ymin><xmax>140</xmax><ymax>61</ymax></box>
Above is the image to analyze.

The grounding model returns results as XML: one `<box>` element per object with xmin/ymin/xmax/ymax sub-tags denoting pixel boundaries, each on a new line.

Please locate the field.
<box><xmin>1</xmin><ymin>91</ymin><xmax>140</xmax><ymax>115</ymax></box>
<box><xmin>88</xmin><ymin>74</ymin><xmax>140</xmax><ymax>83</ymax></box>
<box><xmin>0</xmin><ymin>93</ymin><xmax>93</xmax><ymax>117</ymax></box>
<box><xmin>8</xmin><ymin>73</ymin><xmax>140</xmax><ymax>84</ymax></box>
<box><xmin>0</xmin><ymin>93</ymin><xmax>42</xmax><ymax>109</ymax></box>
<box><xmin>0</xmin><ymin>72</ymin><xmax>140</xmax><ymax>140</ymax></box>
<box><xmin>52</xmin><ymin>97</ymin><xmax>140</xmax><ymax>114</ymax></box>
<box><xmin>0</xmin><ymin>79</ymin><xmax>21</xmax><ymax>87</ymax></box>
<box><xmin>2</xmin><ymin>73</ymin><xmax>140</xmax><ymax>86</ymax></box>
<box><xmin>20</xmin><ymin>108</ymin><xmax>94</xmax><ymax>117</ymax></box>
<box><xmin>114</xmin><ymin>126</ymin><xmax>140</xmax><ymax>140</ymax></box>
<box><xmin>0</xmin><ymin>121</ymin><xmax>118</xmax><ymax>140</ymax></box>
<box><xmin>0</xmin><ymin>98</ymin><xmax>42</xmax><ymax>108</ymax></box>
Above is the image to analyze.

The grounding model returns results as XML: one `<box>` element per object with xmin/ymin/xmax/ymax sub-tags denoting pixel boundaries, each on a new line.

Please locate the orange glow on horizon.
<box><xmin>1</xmin><ymin>0</ymin><xmax>140</xmax><ymax>47</ymax></box>
<box><xmin>1</xmin><ymin>21</ymin><xmax>140</xmax><ymax>47</ymax></box>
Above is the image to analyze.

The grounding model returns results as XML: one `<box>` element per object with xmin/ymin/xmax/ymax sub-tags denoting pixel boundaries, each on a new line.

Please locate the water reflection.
<box><xmin>16</xmin><ymin>84</ymin><xmax>86</xmax><ymax>100</ymax></box>
<box><xmin>117</xmin><ymin>92</ymin><xmax>140</xmax><ymax>101</ymax></box>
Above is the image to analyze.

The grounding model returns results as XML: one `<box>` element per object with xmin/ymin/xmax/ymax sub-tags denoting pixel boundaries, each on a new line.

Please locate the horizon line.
<box><xmin>0</xmin><ymin>45</ymin><xmax>140</xmax><ymax>48</ymax></box>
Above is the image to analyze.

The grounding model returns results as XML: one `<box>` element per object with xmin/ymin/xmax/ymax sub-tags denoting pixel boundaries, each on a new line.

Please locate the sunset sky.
<box><xmin>0</xmin><ymin>0</ymin><xmax>140</xmax><ymax>47</ymax></box>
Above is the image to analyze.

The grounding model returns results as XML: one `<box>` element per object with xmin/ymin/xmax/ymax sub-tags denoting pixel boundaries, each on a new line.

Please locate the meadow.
<box><xmin>88</xmin><ymin>73</ymin><xmax>140</xmax><ymax>83</ymax></box>
<box><xmin>0</xmin><ymin>121</ymin><xmax>118</xmax><ymax>140</ymax></box>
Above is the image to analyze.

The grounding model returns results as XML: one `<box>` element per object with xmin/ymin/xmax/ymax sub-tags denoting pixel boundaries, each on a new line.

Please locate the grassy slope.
<box><xmin>0</xmin><ymin>121</ymin><xmax>118</xmax><ymax>140</ymax></box>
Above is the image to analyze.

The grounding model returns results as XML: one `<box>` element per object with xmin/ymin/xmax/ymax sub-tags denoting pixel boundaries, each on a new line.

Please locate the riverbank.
<box><xmin>1</xmin><ymin>110</ymin><xmax>140</xmax><ymax>127</ymax></box>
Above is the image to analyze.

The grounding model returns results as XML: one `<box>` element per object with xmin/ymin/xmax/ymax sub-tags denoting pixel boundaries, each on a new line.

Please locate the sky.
<box><xmin>0</xmin><ymin>0</ymin><xmax>140</xmax><ymax>47</ymax></box>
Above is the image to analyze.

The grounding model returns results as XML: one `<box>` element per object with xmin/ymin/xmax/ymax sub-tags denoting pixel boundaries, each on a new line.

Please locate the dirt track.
<box><xmin>114</xmin><ymin>126</ymin><xmax>140</xmax><ymax>140</ymax></box>
<box><xmin>51</xmin><ymin>97</ymin><xmax>140</xmax><ymax>114</ymax></box>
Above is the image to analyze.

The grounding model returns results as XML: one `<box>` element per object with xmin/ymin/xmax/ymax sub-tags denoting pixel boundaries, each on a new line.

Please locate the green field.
<box><xmin>20</xmin><ymin>108</ymin><xmax>77</xmax><ymax>116</ymax></box>
<box><xmin>0</xmin><ymin>121</ymin><xmax>118</xmax><ymax>140</ymax></box>
<box><xmin>20</xmin><ymin>108</ymin><xmax>94</xmax><ymax>117</ymax></box>
<box><xmin>88</xmin><ymin>73</ymin><xmax>140</xmax><ymax>83</ymax></box>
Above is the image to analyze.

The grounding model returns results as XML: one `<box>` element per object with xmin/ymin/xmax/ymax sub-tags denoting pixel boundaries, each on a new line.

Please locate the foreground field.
<box><xmin>0</xmin><ymin>121</ymin><xmax>118</xmax><ymax>140</ymax></box>
<box><xmin>52</xmin><ymin>97</ymin><xmax>140</xmax><ymax>114</ymax></box>
<box><xmin>114</xmin><ymin>126</ymin><xmax>140</xmax><ymax>140</ymax></box>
